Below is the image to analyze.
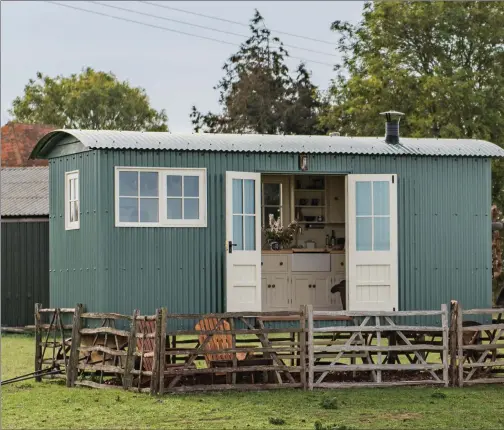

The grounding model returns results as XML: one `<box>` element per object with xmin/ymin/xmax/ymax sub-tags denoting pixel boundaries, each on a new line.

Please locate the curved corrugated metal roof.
<box><xmin>31</xmin><ymin>129</ymin><xmax>504</xmax><ymax>158</ymax></box>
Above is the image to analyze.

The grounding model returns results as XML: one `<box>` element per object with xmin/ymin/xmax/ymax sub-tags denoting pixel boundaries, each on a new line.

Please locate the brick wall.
<box><xmin>1</xmin><ymin>123</ymin><xmax>56</xmax><ymax>167</ymax></box>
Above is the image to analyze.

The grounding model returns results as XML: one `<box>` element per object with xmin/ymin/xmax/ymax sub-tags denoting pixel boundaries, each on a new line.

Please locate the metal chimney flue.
<box><xmin>380</xmin><ymin>111</ymin><xmax>404</xmax><ymax>144</ymax></box>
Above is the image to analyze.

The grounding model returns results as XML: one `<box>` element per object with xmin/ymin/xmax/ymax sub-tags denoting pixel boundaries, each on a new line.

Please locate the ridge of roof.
<box><xmin>30</xmin><ymin>129</ymin><xmax>504</xmax><ymax>159</ymax></box>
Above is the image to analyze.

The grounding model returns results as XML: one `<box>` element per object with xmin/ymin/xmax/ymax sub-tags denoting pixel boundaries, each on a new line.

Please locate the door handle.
<box><xmin>268</xmin><ymin>284</ymin><xmax>272</xmax><ymax>288</ymax></box>
<box><xmin>272</xmin><ymin>284</ymin><xmax>276</xmax><ymax>288</ymax></box>
<box><xmin>228</xmin><ymin>241</ymin><xmax>237</xmax><ymax>254</ymax></box>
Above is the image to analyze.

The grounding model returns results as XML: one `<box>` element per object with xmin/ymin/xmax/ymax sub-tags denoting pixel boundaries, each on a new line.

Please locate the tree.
<box><xmin>191</xmin><ymin>10</ymin><xmax>325</xmax><ymax>135</ymax></box>
<box><xmin>318</xmin><ymin>1</ymin><xmax>504</xmax><ymax>205</ymax></box>
<box><xmin>9</xmin><ymin>67</ymin><xmax>168</xmax><ymax>131</ymax></box>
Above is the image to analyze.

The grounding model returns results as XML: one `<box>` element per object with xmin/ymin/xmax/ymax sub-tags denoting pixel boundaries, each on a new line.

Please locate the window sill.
<box><xmin>115</xmin><ymin>222</ymin><xmax>207</xmax><ymax>228</ymax></box>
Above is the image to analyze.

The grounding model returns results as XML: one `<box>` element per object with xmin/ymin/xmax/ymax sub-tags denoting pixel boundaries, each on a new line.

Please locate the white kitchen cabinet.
<box><xmin>292</xmin><ymin>274</ymin><xmax>312</xmax><ymax>307</ymax></box>
<box><xmin>262</xmin><ymin>273</ymin><xmax>292</xmax><ymax>311</ymax></box>
<box><xmin>262</xmin><ymin>253</ymin><xmax>346</xmax><ymax>311</ymax></box>
<box><xmin>313</xmin><ymin>274</ymin><xmax>332</xmax><ymax>309</ymax></box>
<box><xmin>328</xmin><ymin>272</ymin><xmax>345</xmax><ymax>307</ymax></box>
<box><xmin>331</xmin><ymin>253</ymin><xmax>345</xmax><ymax>274</ymax></box>
<box><xmin>292</xmin><ymin>273</ymin><xmax>332</xmax><ymax>309</ymax></box>
<box><xmin>327</xmin><ymin>176</ymin><xmax>346</xmax><ymax>224</ymax></box>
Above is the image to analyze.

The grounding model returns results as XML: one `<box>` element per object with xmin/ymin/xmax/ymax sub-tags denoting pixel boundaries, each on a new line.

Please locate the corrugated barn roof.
<box><xmin>1</xmin><ymin>167</ymin><xmax>49</xmax><ymax>216</ymax></box>
<box><xmin>31</xmin><ymin>129</ymin><xmax>504</xmax><ymax>158</ymax></box>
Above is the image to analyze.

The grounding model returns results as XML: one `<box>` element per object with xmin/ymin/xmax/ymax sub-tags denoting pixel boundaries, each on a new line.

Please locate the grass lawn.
<box><xmin>2</xmin><ymin>334</ymin><xmax>503</xmax><ymax>429</ymax></box>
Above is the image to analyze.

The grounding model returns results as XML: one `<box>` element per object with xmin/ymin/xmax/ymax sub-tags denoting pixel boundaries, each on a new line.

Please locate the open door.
<box><xmin>226</xmin><ymin>172</ymin><xmax>262</xmax><ymax>311</ymax></box>
<box><xmin>347</xmin><ymin>174</ymin><xmax>398</xmax><ymax>311</ymax></box>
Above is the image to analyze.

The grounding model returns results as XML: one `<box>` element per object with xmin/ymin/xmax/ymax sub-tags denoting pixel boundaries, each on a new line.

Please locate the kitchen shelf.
<box><xmin>294</xmin><ymin>189</ymin><xmax>325</xmax><ymax>192</ymax></box>
<box><xmin>295</xmin><ymin>205</ymin><xmax>326</xmax><ymax>208</ymax></box>
<box><xmin>299</xmin><ymin>222</ymin><xmax>345</xmax><ymax>225</ymax></box>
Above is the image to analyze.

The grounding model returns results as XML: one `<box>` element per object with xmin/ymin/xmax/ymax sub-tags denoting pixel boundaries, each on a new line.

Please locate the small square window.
<box><xmin>65</xmin><ymin>171</ymin><xmax>80</xmax><ymax>230</ymax></box>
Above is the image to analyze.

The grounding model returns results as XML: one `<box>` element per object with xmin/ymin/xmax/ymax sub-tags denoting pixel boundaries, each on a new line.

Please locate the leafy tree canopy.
<box><xmin>318</xmin><ymin>1</ymin><xmax>504</xmax><ymax>205</ymax></box>
<box><xmin>9</xmin><ymin>67</ymin><xmax>168</xmax><ymax>131</ymax></box>
<box><xmin>191</xmin><ymin>10</ymin><xmax>326</xmax><ymax>135</ymax></box>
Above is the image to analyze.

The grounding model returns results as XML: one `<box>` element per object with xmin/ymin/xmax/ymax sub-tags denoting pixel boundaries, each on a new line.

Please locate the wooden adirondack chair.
<box><xmin>195</xmin><ymin>318</ymin><xmax>247</xmax><ymax>368</ymax></box>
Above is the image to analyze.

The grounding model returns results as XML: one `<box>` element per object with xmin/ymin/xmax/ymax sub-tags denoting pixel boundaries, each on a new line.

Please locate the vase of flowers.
<box><xmin>263</xmin><ymin>214</ymin><xmax>301</xmax><ymax>250</ymax></box>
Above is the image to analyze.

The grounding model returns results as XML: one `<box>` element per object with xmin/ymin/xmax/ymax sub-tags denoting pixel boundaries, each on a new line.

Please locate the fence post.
<box><xmin>229</xmin><ymin>316</ymin><xmax>237</xmax><ymax>385</ymax></box>
<box><xmin>299</xmin><ymin>305</ymin><xmax>307</xmax><ymax>390</ymax></box>
<box><xmin>34</xmin><ymin>303</ymin><xmax>42</xmax><ymax>382</ymax></box>
<box><xmin>307</xmin><ymin>304</ymin><xmax>314</xmax><ymax>391</ymax></box>
<box><xmin>123</xmin><ymin>309</ymin><xmax>139</xmax><ymax>390</ymax></box>
<box><xmin>441</xmin><ymin>304</ymin><xmax>449</xmax><ymax>387</ymax></box>
<box><xmin>449</xmin><ymin>300</ymin><xmax>458</xmax><ymax>386</ymax></box>
<box><xmin>150</xmin><ymin>308</ymin><xmax>162</xmax><ymax>395</ymax></box>
<box><xmin>158</xmin><ymin>308</ymin><xmax>167</xmax><ymax>395</ymax></box>
<box><xmin>456</xmin><ymin>302</ymin><xmax>464</xmax><ymax>387</ymax></box>
<box><xmin>66</xmin><ymin>304</ymin><xmax>84</xmax><ymax>387</ymax></box>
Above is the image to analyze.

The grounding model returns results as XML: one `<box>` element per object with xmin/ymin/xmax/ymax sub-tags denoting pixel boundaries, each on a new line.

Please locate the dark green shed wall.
<box><xmin>47</xmin><ymin>149</ymin><xmax>492</xmax><ymax>317</ymax></box>
<box><xmin>1</xmin><ymin>220</ymin><xmax>49</xmax><ymax>326</ymax></box>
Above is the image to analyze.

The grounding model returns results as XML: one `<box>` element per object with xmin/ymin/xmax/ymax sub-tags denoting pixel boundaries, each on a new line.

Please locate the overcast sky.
<box><xmin>1</xmin><ymin>1</ymin><xmax>364</xmax><ymax>132</ymax></box>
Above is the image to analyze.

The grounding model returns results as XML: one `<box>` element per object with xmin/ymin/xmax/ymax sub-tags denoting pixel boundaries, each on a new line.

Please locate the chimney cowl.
<box><xmin>380</xmin><ymin>111</ymin><xmax>404</xmax><ymax>145</ymax></box>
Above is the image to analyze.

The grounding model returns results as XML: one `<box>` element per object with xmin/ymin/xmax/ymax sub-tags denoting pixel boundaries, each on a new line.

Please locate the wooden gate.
<box><xmin>456</xmin><ymin>306</ymin><xmax>504</xmax><ymax>386</ymax></box>
<box><xmin>307</xmin><ymin>305</ymin><xmax>450</xmax><ymax>389</ymax></box>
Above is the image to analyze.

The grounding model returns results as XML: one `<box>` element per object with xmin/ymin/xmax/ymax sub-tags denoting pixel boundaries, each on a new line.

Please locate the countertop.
<box><xmin>262</xmin><ymin>248</ymin><xmax>345</xmax><ymax>254</ymax></box>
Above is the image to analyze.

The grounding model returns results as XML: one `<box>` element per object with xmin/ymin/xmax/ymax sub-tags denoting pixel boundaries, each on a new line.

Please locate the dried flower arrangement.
<box><xmin>263</xmin><ymin>214</ymin><xmax>301</xmax><ymax>249</ymax></box>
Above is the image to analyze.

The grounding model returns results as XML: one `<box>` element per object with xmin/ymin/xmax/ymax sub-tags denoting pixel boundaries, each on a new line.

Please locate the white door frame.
<box><xmin>225</xmin><ymin>171</ymin><xmax>262</xmax><ymax>312</ymax></box>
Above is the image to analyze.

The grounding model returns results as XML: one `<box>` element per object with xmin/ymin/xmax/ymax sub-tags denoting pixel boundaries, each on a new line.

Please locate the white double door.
<box><xmin>225</xmin><ymin>171</ymin><xmax>398</xmax><ymax>312</ymax></box>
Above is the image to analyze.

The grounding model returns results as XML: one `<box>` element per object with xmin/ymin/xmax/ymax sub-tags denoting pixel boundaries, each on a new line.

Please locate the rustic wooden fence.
<box><xmin>156</xmin><ymin>310</ymin><xmax>306</xmax><ymax>393</ymax></box>
<box><xmin>34</xmin><ymin>304</ymin><xmax>75</xmax><ymax>381</ymax></box>
<box><xmin>307</xmin><ymin>305</ymin><xmax>450</xmax><ymax>389</ymax></box>
<box><xmin>31</xmin><ymin>303</ymin><xmax>504</xmax><ymax>392</ymax></box>
<box><xmin>455</xmin><ymin>305</ymin><xmax>504</xmax><ymax>386</ymax></box>
<box><xmin>65</xmin><ymin>306</ymin><xmax>162</xmax><ymax>393</ymax></box>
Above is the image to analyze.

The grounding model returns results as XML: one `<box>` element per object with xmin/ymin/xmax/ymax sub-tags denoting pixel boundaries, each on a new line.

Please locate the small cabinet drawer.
<box><xmin>262</xmin><ymin>255</ymin><xmax>288</xmax><ymax>272</ymax></box>
<box><xmin>331</xmin><ymin>254</ymin><xmax>345</xmax><ymax>272</ymax></box>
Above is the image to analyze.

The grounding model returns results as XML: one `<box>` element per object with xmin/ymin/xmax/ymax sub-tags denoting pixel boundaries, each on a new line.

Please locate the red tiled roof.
<box><xmin>1</xmin><ymin>123</ymin><xmax>56</xmax><ymax>167</ymax></box>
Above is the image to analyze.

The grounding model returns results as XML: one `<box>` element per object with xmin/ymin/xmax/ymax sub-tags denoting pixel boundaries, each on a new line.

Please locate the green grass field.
<box><xmin>2</xmin><ymin>334</ymin><xmax>503</xmax><ymax>429</ymax></box>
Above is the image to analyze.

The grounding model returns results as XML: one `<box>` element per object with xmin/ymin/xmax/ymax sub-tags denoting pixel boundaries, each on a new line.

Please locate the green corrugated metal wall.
<box><xmin>47</xmin><ymin>149</ymin><xmax>492</xmax><ymax>319</ymax></box>
<box><xmin>1</xmin><ymin>221</ymin><xmax>49</xmax><ymax>326</ymax></box>
<box><xmin>48</xmin><ymin>151</ymin><xmax>100</xmax><ymax>311</ymax></box>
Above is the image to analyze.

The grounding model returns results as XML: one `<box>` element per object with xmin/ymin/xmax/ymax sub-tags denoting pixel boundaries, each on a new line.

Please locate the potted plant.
<box><xmin>263</xmin><ymin>214</ymin><xmax>301</xmax><ymax>250</ymax></box>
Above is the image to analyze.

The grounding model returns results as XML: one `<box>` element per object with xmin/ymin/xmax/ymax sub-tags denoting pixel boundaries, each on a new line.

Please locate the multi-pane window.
<box><xmin>262</xmin><ymin>183</ymin><xmax>282</xmax><ymax>226</ymax></box>
<box><xmin>232</xmin><ymin>178</ymin><xmax>256</xmax><ymax>250</ymax></box>
<box><xmin>355</xmin><ymin>180</ymin><xmax>390</xmax><ymax>251</ymax></box>
<box><xmin>115</xmin><ymin>167</ymin><xmax>206</xmax><ymax>227</ymax></box>
<box><xmin>65</xmin><ymin>171</ymin><xmax>80</xmax><ymax>230</ymax></box>
<box><xmin>167</xmin><ymin>175</ymin><xmax>200</xmax><ymax>220</ymax></box>
<box><xmin>118</xmin><ymin>171</ymin><xmax>159</xmax><ymax>223</ymax></box>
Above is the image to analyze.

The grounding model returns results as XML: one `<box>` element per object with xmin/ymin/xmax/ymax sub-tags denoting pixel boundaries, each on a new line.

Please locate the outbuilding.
<box><xmin>30</xmin><ymin>117</ymin><xmax>504</xmax><ymax>317</ymax></box>
<box><xmin>1</xmin><ymin>167</ymin><xmax>50</xmax><ymax>326</ymax></box>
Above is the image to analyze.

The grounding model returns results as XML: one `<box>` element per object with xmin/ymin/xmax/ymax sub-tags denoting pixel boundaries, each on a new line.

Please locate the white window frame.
<box><xmin>65</xmin><ymin>170</ymin><xmax>80</xmax><ymax>231</ymax></box>
<box><xmin>114</xmin><ymin>166</ymin><xmax>207</xmax><ymax>228</ymax></box>
<box><xmin>261</xmin><ymin>181</ymin><xmax>283</xmax><ymax>227</ymax></box>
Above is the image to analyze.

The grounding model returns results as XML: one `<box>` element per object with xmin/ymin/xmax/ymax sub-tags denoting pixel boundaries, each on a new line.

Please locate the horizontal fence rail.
<box><xmin>307</xmin><ymin>305</ymin><xmax>450</xmax><ymax>389</ymax></box>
